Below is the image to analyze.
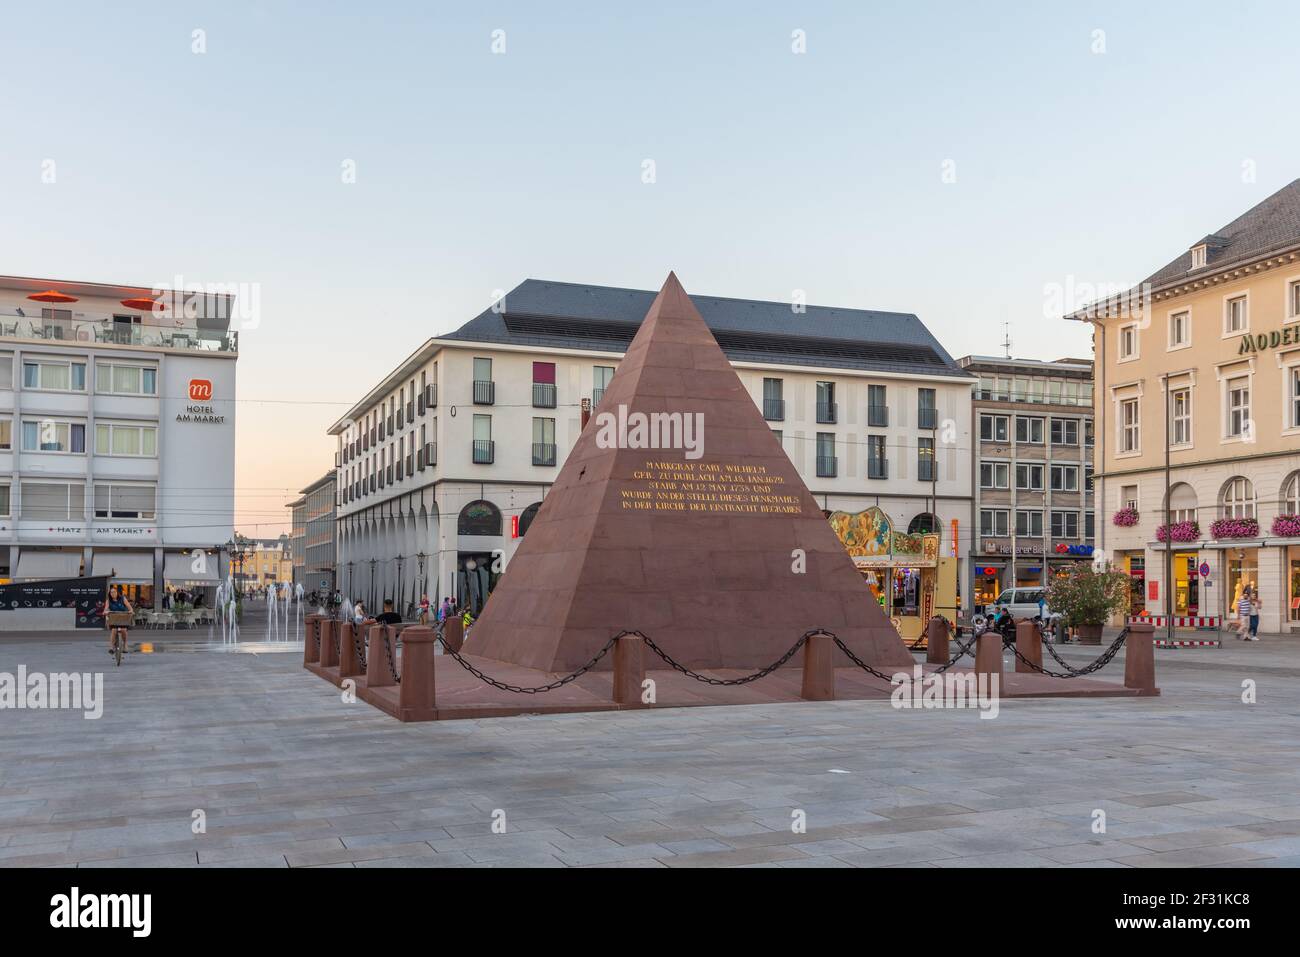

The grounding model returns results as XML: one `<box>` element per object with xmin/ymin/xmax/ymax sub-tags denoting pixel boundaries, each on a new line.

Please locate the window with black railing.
<box><xmin>867</xmin><ymin>436</ymin><xmax>888</xmax><ymax>479</ymax></box>
<box><xmin>816</xmin><ymin>455</ymin><xmax>837</xmax><ymax>478</ymax></box>
<box><xmin>918</xmin><ymin>438</ymin><xmax>935</xmax><ymax>481</ymax></box>
<box><xmin>532</xmin><ymin>443</ymin><xmax>557</xmax><ymax>466</ymax></box>
<box><xmin>815</xmin><ymin>432</ymin><xmax>836</xmax><ymax>477</ymax></box>
<box><xmin>533</xmin><ymin>382</ymin><xmax>557</xmax><ymax>408</ymax></box>
<box><xmin>868</xmin><ymin>404</ymin><xmax>888</xmax><ymax>427</ymax></box>
<box><xmin>472</xmin><ymin>439</ymin><xmax>495</xmax><ymax>464</ymax></box>
<box><xmin>816</xmin><ymin>401</ymin><xmax>837</xmax><ymax>424</ymax></box>
<box><xmin>918</xmin><ymin>389</ymin><xmax>938</xmax><ymax>430</ymax></box>
<box><xmin>473</xmin><ymin>380</ymin><xmax>495</xmax><ymax>405</ymax></box>
<box><xmin>763</xmin><ymin>397</ymin><xmax>785</xmax><ymax>421</ymax></box>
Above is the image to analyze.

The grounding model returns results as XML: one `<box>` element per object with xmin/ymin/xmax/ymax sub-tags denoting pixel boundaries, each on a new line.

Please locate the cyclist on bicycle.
<box><xmin>105</xmin><ymin>584</ymin><xmax>133</xmax><ymax>657</ymax></box>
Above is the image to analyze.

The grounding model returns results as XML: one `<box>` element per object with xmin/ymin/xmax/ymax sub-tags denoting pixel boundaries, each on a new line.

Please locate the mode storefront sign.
<box><xmin>1238</xmin><ymin>326</ymin><xmax>1300</xmax><ymax>355</ymax></box>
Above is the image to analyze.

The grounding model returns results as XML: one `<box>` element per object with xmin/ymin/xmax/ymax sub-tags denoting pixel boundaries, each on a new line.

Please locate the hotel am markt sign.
<box><xmin>1238</xmin><ymin>326</ymin><xmax>1300</xmax><ymax>355</ymax></box>
<box><xmin>176</xmin><ymin>378</ymin><xmax>226</xmax><ymax>425</ymax></box>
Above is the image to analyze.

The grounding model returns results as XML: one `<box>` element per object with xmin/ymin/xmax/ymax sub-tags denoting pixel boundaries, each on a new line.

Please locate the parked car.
<box><xmin>990</xmin><ymin>587</ymin><xmax>1062</xmax><ymax>630</ymax></box>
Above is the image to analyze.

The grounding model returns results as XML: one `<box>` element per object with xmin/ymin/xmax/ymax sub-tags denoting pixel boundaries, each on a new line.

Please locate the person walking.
<box><xmin>418</xmin><ymin>593</ymin><xmax>430</xmax><ymax>626</ymax></box>
<box><xmin>1236</xmin><ymin>588</ymin><xmax>1253</xmax><ymax>639</ymax></box>
<box><xmin>1248</xmin><ymin>589</ymin><xmax>1262</xmax><ymax>641</ymax></box>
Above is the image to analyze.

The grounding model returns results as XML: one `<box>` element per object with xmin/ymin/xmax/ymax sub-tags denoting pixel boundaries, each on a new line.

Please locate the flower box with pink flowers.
<box><xmin>1273</xmin><ymin>514</ymin><xmax>1300</xmax><ymax>538</ymax></box>
<box><xmin>1209</xmin><ymin>517</ymin><xmax>1259</xmax><ymax>540</ymax></box>
<box><xmin>1112</xmin><ymin>506</ymin><xmax>1139</xmax><ymax>527</ymax></box>
<box><xmin>1156</xmin><ymin>520</ymin><xmax>1200</xmax><ymax>543</ymax></box>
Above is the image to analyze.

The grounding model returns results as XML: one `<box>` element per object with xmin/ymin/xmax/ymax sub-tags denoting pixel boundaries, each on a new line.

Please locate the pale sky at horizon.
<box><xmin>3</xmin><ymin>1</ymin><xmax>1299</xmax><ymax>535</ymax></box>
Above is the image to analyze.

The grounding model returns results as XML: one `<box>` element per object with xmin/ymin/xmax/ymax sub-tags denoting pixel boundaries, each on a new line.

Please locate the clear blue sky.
<box><xmin>3</xmin><ymin>1</ymin><xmax>1299</xmax><ymax>531</ymax></box>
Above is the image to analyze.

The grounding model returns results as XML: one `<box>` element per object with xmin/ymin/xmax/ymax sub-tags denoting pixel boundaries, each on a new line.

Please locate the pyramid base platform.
<box><xmin>304</xmin><ymin>653</ymin><xmax>1155</xmax><ymax>723</ymax></box>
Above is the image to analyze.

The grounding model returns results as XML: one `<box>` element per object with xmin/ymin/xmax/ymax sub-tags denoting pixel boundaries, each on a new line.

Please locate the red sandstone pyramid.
<box><xmin>468</xmin><ymin>273</ymin><xmax>914</xmax><ymax>673</ymax></box>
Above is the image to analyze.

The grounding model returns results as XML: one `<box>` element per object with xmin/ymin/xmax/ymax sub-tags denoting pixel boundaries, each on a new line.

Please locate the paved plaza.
<box><xmin>2</xmin><ymin>605</ymin><xmax>1299</xmax><ymax>868</ymax></box>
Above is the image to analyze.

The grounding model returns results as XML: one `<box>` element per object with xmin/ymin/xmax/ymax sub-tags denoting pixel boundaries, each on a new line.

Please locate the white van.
<box><xmin>991</xmin><ymin>587</ymin><xmax>1058</xmax><ymax>625</ymax></box>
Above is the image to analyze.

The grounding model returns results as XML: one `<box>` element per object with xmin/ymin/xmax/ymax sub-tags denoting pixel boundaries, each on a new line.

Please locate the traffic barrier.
<box><xmin>974</xmin><ymin>633</ymin><xmax>1003</xmax><ymax>684</ymax></box>
<box><xmin>318</xmin><ymin>619</ymin><xmax>338</xmax><ymax>669</ymax></box>
<box><xmin>396</xmin><ymin>626</ymin><xmax>437</xmax><ymax>720</ymax></box>
<box><xmin>926</xmin><ymin>616</ymin><xmax>951</xmax><ymax>665</ymax></box>
<box><xmin>365</xmin><ymin>623</ymin><xmax>396</xmax><ymax>688</ymax></box>
<box><xmin>1127</xmin><ymin>615</ymin><xmax>1222</xmax><ymax>648</ymax></box>
<box><xmin>613</xmin><ymin>634</ymin><xmax>645</xmax><ymax>705</ymax></box>
<box><xmin>1014</xmin><ymin>620</ymin><xmax>1043</xmax><ymax>674</ymax></box>
<box><xmin>1124</xmin><ymin>622</ymin><xmax>1159</xmax><ymax>694</ymax></box>
<box><xmin>800</xmin><ymin>632</ymin><xmax>835</xmax><ymax>701</ymax></box>
<box><xmin>338</xmin><ymin>621</ymin><xmax>363</xmax><ymax>678</ymax></box>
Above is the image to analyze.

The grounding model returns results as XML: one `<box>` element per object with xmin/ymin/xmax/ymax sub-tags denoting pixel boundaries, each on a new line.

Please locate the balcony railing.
<box><xmin>0</xmin><ymin>314</ymin><xmax>239</xmax><ymax>353</ymax></box>
<box><xmin>918</xmin><ymin>407</ymin><xmax>938</xmax><ymax>429</ymax></box>
<box><xmin>918</xmin><ymin>461</ymin><xmax>936</xmax><ymax>482</ymax></box>
<box><xmin>976</xmin><ymin>388</ymin><xmax>1093</xmax><ymax>407</ymax></box>
<box><xmin>763</xmin><ymin>397</ymin><xmax>785</xmax><ymax>421</ymax></box>
<box><xmin>533</xmin><ymin>382</ymin><xmax>557</xmax><ymax>408</ymax></box>
<box><xmin>424</xmin><ymin>441</ymin><xmax>436</xmax><ymax>466</ymax></box>
<box><xmin>592</xmin><ymin>387</ymin><xmax>607</xmax><ymax>408</ymax></box>
<box><xmin>816</xmin><ymin>401</ymin><xmax>837</xmax><ymax>424</ymax></box>
<box><xmin>816</xmin><ymin>455</ymin><xmax>837</xmax><ymax>478</ymax></box>
<box><xmin>406</xmin><ymin>453</ymin><xmax>414</xmax><ymax>475</ymax></box>
<box><xmin>472</xmin><ymin>439</ymin><xmax>495</xmax><ymax>464</ymax></box>
<box><xmin>532</xmin><ymin>442</ymin><xmax>557</xmax><ymax>466</ymax></box>
<box><xmin>868</xmin><ymin>405</ymin><xmax>888</xmax><ymax>428</ymax></box>
<box><xmin>425</xmin><ymin>384</ymin><xmax>437</xmax><ymax>409</ymax></box>
<box><xmin>473</xmin><ymin>380</ymin><xmax>495</xmax><ymax>405</ymax></box>
<box><xmin>868</xmin><ymin>459</ymin><xmax>888</xmax><ymax>480</ymax></box>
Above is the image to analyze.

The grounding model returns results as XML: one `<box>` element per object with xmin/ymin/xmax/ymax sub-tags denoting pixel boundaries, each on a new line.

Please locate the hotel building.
<box><xmin>0</xmin><ymin>275</ymin><xmax>237</xmax><ymax>627</ymax></box>
<box><xmin>1072</xmin><ymin>178</ymin><xmax>1300</xmax><ymax>634</ymax></box>
<box><xmin>329</xmin><ymin>279</ymin><xmax>975</xmax><ymax>617</ymax></box>
<box><xmin>958</xmin><ymin>355</ymin><xmax>1096</xmax><ymax>610</ymax></box>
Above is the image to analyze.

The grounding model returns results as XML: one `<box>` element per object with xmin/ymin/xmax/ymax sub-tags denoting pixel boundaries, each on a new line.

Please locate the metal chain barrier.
<box><xmin>435</xmin><ymin>632</ymin><xmax>620</xmax><ymax>694</ymax></box>
<box><xmin>354</xmin><ymin>627</ymin><xmax>367</xmax><ymax>670</ymax></box>
<box><xmin>1001</xmin><ymin>627</ymin><xmax>1129</xmax><ymax>678</ymax></box>
<box><xmin>380</xmin><ymin>629</ymin><xmax>401</xmax><ymax>684</ymax></box>
<box><xmin>827</xmin><ymin>634</ymin><xmax>901</xmax><ymax>682</ymax></box>
<box><xmin>931</xmin><ymin>630</ymin><xmax>982</xmax><ymax>674</ymax></box>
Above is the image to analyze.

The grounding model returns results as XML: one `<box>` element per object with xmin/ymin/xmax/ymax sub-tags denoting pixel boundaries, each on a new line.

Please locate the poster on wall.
<box><xmin>0</xmin><ymin>575</ymin><xmax>111</xmax><ymax>628</ymax></box>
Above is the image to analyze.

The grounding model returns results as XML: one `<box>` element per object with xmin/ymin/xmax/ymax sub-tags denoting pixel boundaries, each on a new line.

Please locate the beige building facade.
<box><xmin>1075</xmin><ymin>178</ymin><xmax>1300</xmax><ymax>635</ymax></box>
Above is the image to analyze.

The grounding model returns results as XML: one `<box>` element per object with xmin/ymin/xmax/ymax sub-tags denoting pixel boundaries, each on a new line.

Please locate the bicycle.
<box><xmin>106</xmin><ymin>612</ymin><xmax>133</xmax><ymax>666</ymax></box>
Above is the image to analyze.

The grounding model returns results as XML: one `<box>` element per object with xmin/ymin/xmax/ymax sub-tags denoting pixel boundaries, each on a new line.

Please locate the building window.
<box><xmin>1170</xmin><ymin>387</ymin><xmax>1192</xmax><ymax>445</ymax></box>
<box><xmin>1168</xmin><ymin>482</ymin><xmax>1198</xmax><ymax>524</ymax></box>
<box><xmin>0</xmin><ymin>484</ymin><xmax>9</xmax><ymax>517</ymax></box>
<box><xmin>1225</xmin><ymin>295</ymin><xmax>1249</xmax><ymax>334</ymax></box>
<box><xmin>1226</xmin><ymin>375</ymin><xmax>1251</xmax><ymax>439</ymax></box>
<box><xmin>1290</xmin><ymin>367</ymin><xmax>1300</xmax><ymax>430</ymax></box>
<box><xmin>918</xmin><ymin>388</ymin><xmax>937</xmax><ymax>429</ymax></box>
<box><xmin>815</xmin><ymin>381</ymin><xmax>836</xmax><ymax>424</ymax></box>
<box><xmin>1050</xmin><ymin>465</ymin><xmax>1079</xmax><ymax>492</ymax></box>
<box><xmin>1085</xmin><ymin>465</ymin><xmax>1094</xmax><ymax>492</ymax></box>
<box><xmin>1282</xmin><ymin>472</ymin><xmax>1300</xmax><ymax>514</ymax></box>
<box><xmin>0</xmin><ymin>420</ymin><xmax>9</xmax><ymax>451</ymax></box>
<box><xmin>1190</xmin><ymin>245</ymin><xmax>1207</xmax><ymax>269</ymax></box>
<box><xmin>21</xmin><ymin>419</ymin><xmax>85</xmax><ymax>454</ymax></box>
<box><xmin>1168</xmin><ymin>310</ymin><xmax>1190</xmax><ymax>349</ymax></box>
<box><xmin>95</xmin><ymin>423</ymin><xmax>158</xmax><ymax>457</ymax></box>
<box><xmin>1050</xmin><ymin>418</ymin><xmax>1079</xmax><ymax>445</ymax></box>
<box><xmin>816</xmin><ymin>433</ymin><xmax>837</xmax><ymax>477</ymax></box>
<box><xmin>1051</xmin><ymin>511</ymin><xmax>1079</xmax><ymax>539</ymax></box>
<box><xmin>979</xmin><ymin>461</ymin><xmax>1009</xmax><ymax>490</ymax></box>
<box><xmin>1016</xmin><ymin>510</ymin><xmax>1043</xmax><ymax>537</ymax></box>
<box><xmin>1015</xmin><ymin>463</ymin><xmax>1044</xmax><ymax>491</ymax></box>
<box><xmin>22</xmin><ymin>359</ymin><xmax>86</xmax><ymax>391</ymax></box>
<box><xmin>1220</xmin><ymin>476</ymin><xmax>1256</xmax><ymax>520</ymax></box>
<box><xmin>1120</xmin><ymin>398</ymin><xmax>1140</xmax><ymax>453</ymax></box>
<box><xmin>1290</xmin><ymin>280</ymin><xmax>1300</xmax><ymax>321</ymax></box>
<box><xmin>979</xmin><ymin>414</ymin><xmax>1008</xmax><ymax>442</ymax></box>
<box><xmin>19</xmin><ymin>481</ymin><xmax>85</xmax><ymax>520</ymax></box>
<box><xmin>866</xmin><ymin>435</ymin><xmax>886</xmax><ymax>479</ymax></box>
<box><xmin>1119</xmin><ymin>323</ymin><xmax>1138</xmax><ymax>360</ymax></box>
<box><xmin>95</xmin><ymin>362</ymin><xmax>158</xmax><ymax>396</ymax></box>
<box><xmin>472</xmin><ymin>357</ymin><xmax>494</xmax><ymax>405</ymax></box>
<box><xmin>472</xmin><ymin>414</ymin><xmax>493</xmax><ymax>464</ymax></box>
<box><xmin>532</xmin><ymin>417</ymin><xmax>556</xmax><ymax>466</ymax></box>
<box><xmin>1121</xmin><ymin>484</ymin><xmax>1138</xmax><ymax>511</ymax></box>
<box><xmin>593</xmin><ymin>365</ymin><xmax>615</xmax><ymax>407</ymax></box>
<box><xmin>917</xmin><ymin>437</ymin><xmax>935</xmax><ymax>481</ymax></box>
<box><xmin>1015</xmin><ymin>416</ymin><xmax>1043</xmax><ymax>444</ymax></box>
<box><xmin>980</xmin><ymin>509</ymin><xmax>1009</xmax><ymax>537</ymax></box>
<box><xmin>531</xmin><ymin>362</ymin><xmax>557</xmax><ymax>409</ymax></box>
<box><xmin>93</xmin><ymin>483</ymin><xmax>156</xmax><ymax>520</ymax></box>
<box><xmin>867</xmin><ymin>384</ymin><xmax>887</xmax><ymax>427</ymax></box>
<box><xmin>763</xmin><ymin>378</ymin><xmax>785</xmax><ymax>421</ymax></box>
<box><xmin>1085</xmin><ymin>511</ymin><xmax>1095</xmax><ymax>539</ymax></box>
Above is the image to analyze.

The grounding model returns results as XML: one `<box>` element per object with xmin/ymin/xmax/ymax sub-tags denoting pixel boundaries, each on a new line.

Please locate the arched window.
<box><xmin>907</xmin><ymin>513</ymin><xmax>938</xmax><ymax>535</ymax></box>
<box><xmin>457</xmin><ymin>499</ymin><xmax>502</xmax><ymax>536</ymax></box>
<box><xmin>1220</xmin><ymin>477</ymin><xmax>1256</xmax><ymax>520</ymax></box>
<box><xmin>1166</xmin><ymin>483</ymin><xmax>1198</xmax><ymax>524</ymax></box>
<box><xmin>518</xmin><ymin>502</ymin><xmax>542</xmax><ymax>537</ymax></box>
<box><xmin>1282</xmin><ymin>472</ymin><xmax>1300</xmax><ymax>515</ymax></box>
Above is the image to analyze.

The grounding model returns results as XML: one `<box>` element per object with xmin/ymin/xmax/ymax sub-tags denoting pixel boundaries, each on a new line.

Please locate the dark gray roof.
<box><xmin>439</xmin><ymin>279</ymin><xmax>969</xmax><ymax>378</ymax></box>
<box><xmin>1145</xmin><ymin>178</ymin><xmax>1300</xmax><ymax>286</ymax></box>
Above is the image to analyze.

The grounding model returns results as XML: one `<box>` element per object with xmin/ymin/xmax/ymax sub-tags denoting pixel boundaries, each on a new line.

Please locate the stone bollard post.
<box><xmin>397</xmin><ymin>626</ymin><xmax>438</xmax><ymax>721</ymax></box>
<box><xmin>974</xmin><ymin>632</ymin><xmax>1003</xmax><ymax>684</ymax></box>
<box><xmin>338</xmin><ymin>621</ymin><xmax>362</xmax><ymax>678</ymax></box>
<box><xmin>1124</xmin><ymin>622</ymin><xmax>1160</xmax><ymax>695</ymax></box>
<box><xmin>441</xmin><ymin>616</ymin><xmax>464</xmax><ymax>655</ymax></box>
<box><xmin>1015</xmin><ymin>620</ymin><xmax>1044</xmax><ymax>674</ymax></box>
<box><xmin>801</xmin><ymin>632</ymin><xmax>835</xmax><ymax>701</ymax></box>
<box><xmin>926</xmin><ymin>616</ymin><xmax>951</xmax><ymax>664</ymax></box>
<box><xmin>318</xmin><ymin>618</ymin><xmax>338</xmax><ymax>669</ymax></box>
<box><xmin>303</xmin><ymin>614</ymin><xmax>322</xmax><ymax>666</ymax></box>
<box><xmin>366</xmin><ymin>624</ymin><xmax>395</xmax><ymax>688</ymax></box>
<box><xmin>613</xmin><ymin>635</ymin><xmax>646</xmax><ymax>705</ymax></box>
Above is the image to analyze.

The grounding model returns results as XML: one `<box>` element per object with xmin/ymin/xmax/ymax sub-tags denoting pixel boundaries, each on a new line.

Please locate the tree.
<box><xmin>1046</xmin><ymin>566</ymin><xmax>1130</xmax><ymax>628</ymax></box>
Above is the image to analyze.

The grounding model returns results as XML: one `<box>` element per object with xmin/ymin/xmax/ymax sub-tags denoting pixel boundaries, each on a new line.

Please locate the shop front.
<box><xmin>1224</xmin><ymin>547</ymin><xmax>1259</xmax><ymax>625</ymax></box>
<box><xmin>972</xmin><ymin>563</ymin><xmax>1003</xmax><ymax>612</ymax></box>
<box><xmin>829</xmin><ymin>506</ymin><xmax>955</xmax><ymax>641</ymax></box>
<box><xmin>1121</xmin><ymin>551</ymin><xmax>1145</xmax><ymax>614</ymax></box>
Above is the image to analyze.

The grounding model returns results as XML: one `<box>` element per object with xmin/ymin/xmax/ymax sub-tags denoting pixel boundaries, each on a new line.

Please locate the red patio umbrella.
<box><xmin>119</xmin><ymin>296</ymin><xmax>165</xmax><ymax>314</ymax></box>
<box><xmin>27</xmin><ymin>289</ymin><xmax>79</xmax><ymax>304</ymax></box>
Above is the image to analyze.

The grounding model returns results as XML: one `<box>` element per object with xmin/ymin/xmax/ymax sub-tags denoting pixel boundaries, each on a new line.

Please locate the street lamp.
<box><xmin>395</xmin><ymin>554</ymin><xmax>405</xmax><ymax>614</ymax></box>
<box><xmin>416</xmin><ymin>551</ymin><xmax>427</xmax><ymax>606</ymax></box>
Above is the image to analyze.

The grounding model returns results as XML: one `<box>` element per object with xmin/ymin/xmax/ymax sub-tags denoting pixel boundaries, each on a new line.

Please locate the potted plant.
<box><xmin>1045</xmin><ymin>566</ymin><xmax>1131</xmax><ymax>645</ymax></box>
<box><xmin>1210</xmin><ymin>517</ymin><xmax>1259</xmax><ymax>539</ymax></box>
<box><xmin>1155</xmin><ymin>520</ymin><xmax>1200</xmax><ymax>543</ymax></box>
<box><xmin>1113</xmin><ymin>506</ymin><xmax>1139</xmax><ymax>527</ymax></box>
<box><xmin>1273</xmin><ymin>514</ymin><xmax>1300</xmax><ymax>538</ymax></box>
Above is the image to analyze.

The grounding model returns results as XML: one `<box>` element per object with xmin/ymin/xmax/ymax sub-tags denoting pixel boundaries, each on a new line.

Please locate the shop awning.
<box><xmin>163</xmin><ymin>551</ymin><xmax>220</xmax><ymax>585</ymax></box>
<box><xmin>90</xmin><ymin>551</ymin><xmax>154</xmax><ymax>584</ymax></box>
<box><xmin>14</xmin><ymin>551</ymin><xmax>81</xmax><ymax>581</ymax></box>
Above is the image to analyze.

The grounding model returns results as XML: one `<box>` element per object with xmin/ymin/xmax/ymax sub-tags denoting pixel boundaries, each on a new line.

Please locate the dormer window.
<box><xmin>1190</xmin><ymin>244</ymin><xmax>1207</xmax><ymax>269</ymax></box>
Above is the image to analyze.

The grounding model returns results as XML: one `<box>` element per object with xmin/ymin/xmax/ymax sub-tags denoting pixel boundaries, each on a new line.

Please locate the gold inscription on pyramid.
<box><xmin>620</xmin><ymin>459</ymin><xmax>803</xmax><ymax>515</ymax></box>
